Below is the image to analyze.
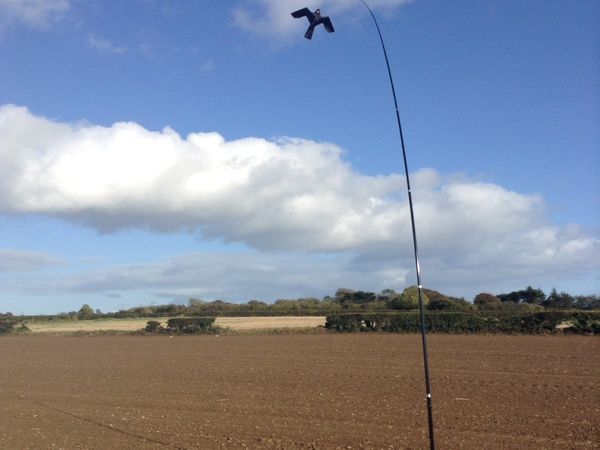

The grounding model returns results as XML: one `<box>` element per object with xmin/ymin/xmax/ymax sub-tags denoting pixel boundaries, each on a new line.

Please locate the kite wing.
<box><xmin>291</xmin><ymin>7</ymin><xmax>314</xmax><ymax>22</ymax></box>
<box><xmin>322</xmin><ymin>17</ymin><xmax>335</xmax><ymax>33</ymax></box>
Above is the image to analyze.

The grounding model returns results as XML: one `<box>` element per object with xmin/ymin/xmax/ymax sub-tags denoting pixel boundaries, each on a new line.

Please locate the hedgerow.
<box><xmin>325</xmin><ymin>311</ymin><xmax>600</xmax><ymax>334</ymax></box>
<box><xmin>166</xmin><ymin>317</ymin><xmax>217</xmax><ymax>334</ymax></box>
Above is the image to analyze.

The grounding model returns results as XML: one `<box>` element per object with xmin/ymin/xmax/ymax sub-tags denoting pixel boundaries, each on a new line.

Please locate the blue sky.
<box><xmin>0</xmin><ymin>0</ymin><xmax>598</xmax><ymax>314</ymax></box>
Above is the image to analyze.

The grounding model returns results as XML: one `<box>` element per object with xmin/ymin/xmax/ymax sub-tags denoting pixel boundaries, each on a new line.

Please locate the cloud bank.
<box><xmin>0</xmin><ymin>249</ymin><xmax>63</xmax><ymax>272</ymax></box>
<box><xmin>0</xmin><ymin>104</ymin><xmax>597</xmax><ymax>301</ymax></box>
<box><xmin>8</xmin><ymin>251</ymin><xmax>406</xmax><ymax>303</ymax></box>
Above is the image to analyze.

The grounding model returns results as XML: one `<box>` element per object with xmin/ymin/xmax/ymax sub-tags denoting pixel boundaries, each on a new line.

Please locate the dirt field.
<box><xmin>0</xmin><ymin>334</ymin><xmax>598</xmax><ymax>449</ymax></box>
<box><xmin>24</xmin><ymin>316</ymin><xmax>326</xmax><ymax>333</ymax></box>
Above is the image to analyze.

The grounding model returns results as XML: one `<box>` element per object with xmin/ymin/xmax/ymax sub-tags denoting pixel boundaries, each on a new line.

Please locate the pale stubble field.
<box><xmin>24</xmin><ymin>316</ymin><xmax>327</xmax><ymax>333</ymax></box>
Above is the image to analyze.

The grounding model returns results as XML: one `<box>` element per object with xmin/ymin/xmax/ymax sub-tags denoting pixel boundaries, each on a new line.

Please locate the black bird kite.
<box><xmin>291</xmin><ymin>7</ymin><xmax>334</xmax><ymax>40</ymax></box>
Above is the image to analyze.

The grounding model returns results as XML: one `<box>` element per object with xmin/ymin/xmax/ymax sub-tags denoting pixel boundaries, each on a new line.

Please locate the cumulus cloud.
<box><xmin>0</xmin><ymin>104</ymin><xmax>598</xmax><ymax>298</ymax></box>
<box><xmin>0</xmin><ymin>0</ymin><xmax>69</xmax><ymax>29</ymax></box>
<box><xmin>0</xmin><ymin>104</ymin><xmax>406</xmax><ymax>252</ymax></box>
<box><xmin>233</xmin><ymin>0</ymin><xmax>414</xmax><ymax>39</ymax></box>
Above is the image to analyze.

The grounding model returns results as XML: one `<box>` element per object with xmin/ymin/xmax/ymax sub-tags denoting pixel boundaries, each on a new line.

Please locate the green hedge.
<box><xmin>325</xmin><ymin>311</ymin><xmax>600</xmax><ymax>334</ymax></box>
<box><xmin>166</xmin><ymin>317</ymin><xmax>216</xmax><ymax>334</ymax></box>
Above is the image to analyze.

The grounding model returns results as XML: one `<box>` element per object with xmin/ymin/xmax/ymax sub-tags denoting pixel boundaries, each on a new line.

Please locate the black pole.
<box><xmin>358</xmin><ymin>1</ymin><xmax>436</xmax><ymax>448</ymax></box>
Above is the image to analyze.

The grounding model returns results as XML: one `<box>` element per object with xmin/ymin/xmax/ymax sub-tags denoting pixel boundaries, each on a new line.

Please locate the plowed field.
<box><xmin>0</xmin><ymin>334</ymin><xmax>598</xmax><ymax>449</ymax></box>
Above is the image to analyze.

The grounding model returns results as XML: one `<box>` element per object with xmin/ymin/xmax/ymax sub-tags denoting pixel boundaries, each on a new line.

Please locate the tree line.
<box><xmin>4</xmin><ymin>285</ymin><xmax>597</xmax><ymax>322</ymax></box>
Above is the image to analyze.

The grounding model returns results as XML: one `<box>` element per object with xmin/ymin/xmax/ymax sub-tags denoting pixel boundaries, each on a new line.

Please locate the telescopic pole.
<box><xmin>358</xmin><ymin>1</ymin><xmax>436</xmax><ymax>448</ymax></box>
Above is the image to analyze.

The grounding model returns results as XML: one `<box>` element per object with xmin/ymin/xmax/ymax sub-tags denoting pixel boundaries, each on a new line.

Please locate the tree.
<box><xmin>333</xmin><ymin>289</ymin><xmax>377</xmax><ymax>310</ymax></box>
<box><xmin>297</xmin><ymin>298</ymin><xmax>320</xmax><ymax>311</ymax></box>
<box><xmin>321</xmin><ymin>296</ymin><xmax>342</xmax><ymax>313</ymax></box>
<box><xmin>187</xmin><ymin>299</ymin><xmax>206</xmax><ymax>314</ymax></box>
<box><xmin>422</xmin><ymin>288</ymin><xmax>449</xmax><ymax>302</ymax></box>
<box><xmin>429</xmin><ymin>297</ymin><xmax>472</xmax><ymax>311</ymax></box>
<box><xmin>379</xmin><ymin>288</ymin><xmax>397</xmax><ymax>298</ymax></box>
<box><xmin>427</xmin><ymin>298</ymin><xmax>454</xmax><ymax>310</ymax></box>
<box><xmin>522</xmin><ymin>286</ymin><xmax>546</xmax><ymax>305</ymax></box>
<box><xmin>77</xmin><ymin>304</ymin><xmax>95</xmax><ymax>319</ymax></box>
<box><xmin>474</xmin><ymin>293</ymin><xmax>502</xmax><ymax>310</ymax></box>
<box><xmin>348</xmin><ymin>291</ymin><xmax>377</xmax><ymax>304</ymax></box>
<box><xmin>247</xmin><ymin>300</ymin><xmax>268</xmax><ymax>311</ymax></box>
<box><xmin>542</xmin><ymin>288</ymin><xmax>575</xmax><ymax>309</ymax></box>
<box><xmin>273</xmin><ymin>299</ymin><xmax>299</xmax><ymax>313</ymax></box>
<box><xmin>388</xmin><ymin>286</ymin><xmax>429</xmax><ymax>310</ymax></box>
<box><xmin>334</xmin><ymin>288</ymin><xmax>356</xmax><ymax>303</ymax></box>
<box><xmin>498</xmin><ymin>286</ymin><xmax>545</xmax><ymax>304</ymax></box>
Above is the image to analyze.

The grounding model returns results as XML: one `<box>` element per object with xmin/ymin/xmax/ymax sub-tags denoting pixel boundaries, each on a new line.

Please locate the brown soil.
<box><xmin>0</xmin><ymin>334</ymin><xmax>598</xmax><ymax>449</ymax></box>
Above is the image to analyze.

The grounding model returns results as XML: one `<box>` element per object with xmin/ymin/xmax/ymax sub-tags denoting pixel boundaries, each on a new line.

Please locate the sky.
<box><xmin>0</xmin><ymin>0</ymin><xmax>598</xmax><ymax>315</ymax></box>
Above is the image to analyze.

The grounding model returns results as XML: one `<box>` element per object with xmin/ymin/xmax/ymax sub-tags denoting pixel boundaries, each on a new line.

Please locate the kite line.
<box><xmin>358</xmin><ymin>1</ymin><xmax>436</xmax><ymax>448</ymax></box>
<box><xmin>291</xmin><ymin>4</ymin><xmax>436</xmax><ymax>448</ymax></box>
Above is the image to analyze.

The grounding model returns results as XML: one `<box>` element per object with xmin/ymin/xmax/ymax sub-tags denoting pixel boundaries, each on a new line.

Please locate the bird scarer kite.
<box><xmin>291</xmin><ymin>8</ymin><xmax>335</xmax><ymax>40</ymax></box>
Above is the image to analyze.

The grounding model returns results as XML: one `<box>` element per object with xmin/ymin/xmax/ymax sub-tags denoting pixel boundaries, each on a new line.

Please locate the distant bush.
<box><xmin>0</xmin><ymin>319</ymin><xmax>29</xmax><ymax>335</ymax></box>
<box><xmin>144</xmin><ymin>320</ymin><xmax>165</xmax><ymax>334</ymax></box>
<box><xmin>166</xmin><ymin>317</ymin><xmax>216</xmax><ymax>334</ymax></box>
<box><xmin>325</xmin><ymin>311</ymin><xmax>600</xmax><ymax>334</ymax></box>
<box><xmin>0</xmin><ymin>320</ymin><xmax>15</xmax><ymax>335</ymax></box>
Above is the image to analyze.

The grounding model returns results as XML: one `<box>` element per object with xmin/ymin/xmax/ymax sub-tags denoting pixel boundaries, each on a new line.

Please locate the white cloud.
<box><xmin>233</xmin><ymin>0</ymin><xmax>414</xmax><ymax>38</ymax></box>
<box><xmin>0</xmin><ymin>249</ymin><xmax>63</xmax><ymax>272</ymax></box>
<box><xmin>199</xmin><ymin>59</ymin><xmax>216</xmax><ymax>72</ymax></box>
<box><xmin>0</xmin><ymin>0</ymin><xmax>69</xmax><ymax>29</ymax></box>
<box><xmin>0</xmin><ymin>104</ymin><xmax>405</xmax><ymax>252</ymax></box>
<box><xmin>87</xmin><ymin>34</ymin><xmax>128</xmax><ymax>55</ymax></box>
<box><xmin>0</xmin><ymin>104</ymin><xmax>598</xmax><ymax>299</ymax></box>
